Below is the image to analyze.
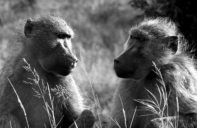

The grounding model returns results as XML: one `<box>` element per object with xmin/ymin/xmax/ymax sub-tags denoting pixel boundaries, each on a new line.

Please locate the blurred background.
<box><xmin>0</xmin><ymin>0</ymin><xmax>196</xmax><ymax>118</ymax></box>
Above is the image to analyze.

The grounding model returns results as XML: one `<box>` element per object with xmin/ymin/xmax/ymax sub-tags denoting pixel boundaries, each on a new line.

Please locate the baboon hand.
<box><xmin>68</xmin><ymin>110</ymin><xmax>95</xmax><ymax>128</ymax></box>
<box><xmin>146</xmin><ymin>118</ymin><xmax>174</xmax><ymax>128</ymax></box>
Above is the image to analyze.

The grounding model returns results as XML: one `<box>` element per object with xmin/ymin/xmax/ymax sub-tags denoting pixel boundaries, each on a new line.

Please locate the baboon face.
<box><xmin>114</xmin><ymin>29</ymin><xmax>178</xmax><ymax>80</ymax></box>
<box><xmin>114</xmin><ymin>34</ymin><xmax>152</xmax><ymax>80</ymax></box>
<box><xmin>24</xmin><ymin>16</ymin><xmax>78</xmax><ymax>76</ymax></box>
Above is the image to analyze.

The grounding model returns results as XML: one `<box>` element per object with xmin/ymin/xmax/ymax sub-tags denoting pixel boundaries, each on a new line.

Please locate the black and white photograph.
<box><xmin>0</xmin><ymin>0</ymin><xmax>197</xmax><ymax>128</ymax></box>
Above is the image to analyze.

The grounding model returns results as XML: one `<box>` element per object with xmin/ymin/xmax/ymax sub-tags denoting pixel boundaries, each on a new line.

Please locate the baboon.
<box><xmin>111</xmin><ymin>18</ymin><xmax>197</xmax><ymax>128</ymax></box>
<box><xmin>0</xmin><ymin>16</ymin><xmax>94</xmax><ymax>128</ymax></box>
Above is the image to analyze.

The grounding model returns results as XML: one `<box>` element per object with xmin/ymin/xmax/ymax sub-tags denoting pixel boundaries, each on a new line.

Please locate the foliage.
<box><xmin>136</xmin><ymin>62</ymin><xmax>179</xmax><ymax>128</ymax></box>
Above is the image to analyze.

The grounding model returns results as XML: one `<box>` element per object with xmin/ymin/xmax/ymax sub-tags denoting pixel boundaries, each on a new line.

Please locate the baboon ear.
<box><xmin>24</xmin><ymin>18</ymin><xmax>34</xmax><ymax>38</ymax></box>
<box><xmin>164</xmin><ymin>36</ymin><xmax>178</xmax><ymax>52</ymax></box>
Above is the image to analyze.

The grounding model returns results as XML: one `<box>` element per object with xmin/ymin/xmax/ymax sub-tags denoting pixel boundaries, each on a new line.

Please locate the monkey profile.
<box><xmin>111</xmin><ymin>18</ymin><xmax>197</xmax><ymax>128</ymax></box>
<box><xmin>0</xmin><ymin>16</ymin><xmax>94</xmax><ymax>128</ymax></box>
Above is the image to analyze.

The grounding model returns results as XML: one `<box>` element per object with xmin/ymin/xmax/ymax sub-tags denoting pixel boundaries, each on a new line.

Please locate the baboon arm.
<box><xmin>68</xmin><ymin>110</ymin><xmax>95</xmax><ymax>128</ymax></box>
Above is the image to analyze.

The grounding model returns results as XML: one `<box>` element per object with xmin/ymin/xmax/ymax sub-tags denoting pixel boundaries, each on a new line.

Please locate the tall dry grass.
<box><xmin>134</xmin><ymin>62</ymin><xmax>179</xmax><ymax>128</ymax></box>
<box><xmin>8</xmin><ymin>59</ymin><xmax>60</xmax><ymax>128</ymax></box>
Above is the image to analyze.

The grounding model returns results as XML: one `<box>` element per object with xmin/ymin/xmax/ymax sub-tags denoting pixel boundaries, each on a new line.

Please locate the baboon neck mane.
<box><xmin>159</xmin><ymin>53</ymin><xmax>197</xmax><ymax>113</ymax></box>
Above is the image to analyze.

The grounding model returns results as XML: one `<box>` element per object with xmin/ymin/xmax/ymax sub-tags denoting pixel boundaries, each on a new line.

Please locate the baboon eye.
<box><xmin>130</xmin><ymin>35</ymin><xmax>145</xmax><ymax>42</ymax></box>
<box><xmin>56</xmin><ymin>32</ymin><xmax>71</xmax><ymax>39</ymax></box>
<box><xmin>130</xmin><ymin>35</ymin><xmax>140</xmax><ymax>40</ymax></box>
<box><xmin>130</xmin><ymin>35</ymin><xmax>136</xmax><ymax>39</ymax></box>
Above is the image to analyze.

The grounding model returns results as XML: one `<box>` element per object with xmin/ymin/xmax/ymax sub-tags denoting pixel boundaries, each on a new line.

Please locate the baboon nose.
<box><xmin>72</xmin><ymin>55</ymin><xmax>78</xmax><ymax>63</ymax></box>
<box><xmin>74</xmin><ymin>58</ymin><xmax>78</xmax><ymax>63</ymax></box>
<box><xmin>71</xmin><ymin>62</ymin><xmax>77</xmax><ymax>68</ymax></box>
<box><xmin>114</xmin><ymin>59</ymin><xmax>120</xmax><ymax>64</ymax></box>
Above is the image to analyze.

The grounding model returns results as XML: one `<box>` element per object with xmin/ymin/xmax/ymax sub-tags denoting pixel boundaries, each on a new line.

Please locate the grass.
<box><xmin>8</xmin><ymin>59</ymin><xmax>59</xmax><ymax>128</ymax></box>
<box><xmin>6</xmin><ymin>58</ymin><xmax>108</xmax><ymax>128</ymax></box>
<box><xmin>4</xmin><ymin>58</ymin><xmax>182</xmax><ymax>128</ymax></box>
<box><xmin>134</xmin><ymin>62</ymin><xmax>179</xmax><ymax>128</ymax></box>
<box><xmin>107</xmin><ymin>62</ymin><xmax>180</xmax><ymax>128</ymax></box>
<box><xmin>8</xmin><ymin>78</ymin><xmax>30</xmax><ymax>128</ymax></box>
<box><xmin>116</xmin><ymin>96</ymin><xmax>137</xmax><ymax>128</ymax></box>
<box><xmin>23</xmin><ymin>59</ymin><xmax>59</xmax><ymax>128</ymax></box>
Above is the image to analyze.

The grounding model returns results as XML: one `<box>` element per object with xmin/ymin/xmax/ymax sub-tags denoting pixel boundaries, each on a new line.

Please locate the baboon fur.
<box><xmin>111</xmin><ymin>18</ymin><xmax>197</xmax><ymax>128</ymax></box>
<box><xmin>0</xmin><ymin>16</ymin><xmax>87</xmax><ymax>128</ymax></box>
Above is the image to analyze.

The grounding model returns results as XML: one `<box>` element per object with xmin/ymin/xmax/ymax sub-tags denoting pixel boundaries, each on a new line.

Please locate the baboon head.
<box><xmin>24</xmin><ymin>16</ymin><xmax>78</xmax><ymax>76</ymax></box>
<box><xmin>114</xmin><ymin>21</ymin><xmax>178</xmax><ymax>80</ymax></box>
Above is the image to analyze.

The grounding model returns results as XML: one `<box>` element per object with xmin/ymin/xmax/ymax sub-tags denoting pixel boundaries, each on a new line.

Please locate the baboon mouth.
<box><xmin>117</xmin><ymin>73</ymin><xmax>132</xmax><ymax>78</ymax></box>
<box><xmin>47</xmin><ymin>64</ymin><xmax>76</xmax><ymax>76</ymax></box>
<box><xmin>116</xmin><ymin>71</ymin><xmax>134</xmax><ymax>78</ymax></box>
<box><xmin>114</xmin><ymin>66</ymin><xmax>135</xmax><ymax>78</ymax></box>
<box><xmin>57</xmin><ymin>68</ymin><xmax>73</xmax><ymax>76</ymax></box>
